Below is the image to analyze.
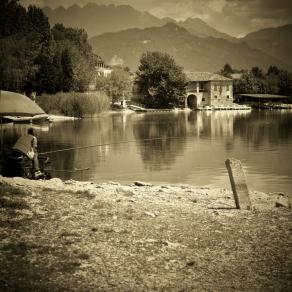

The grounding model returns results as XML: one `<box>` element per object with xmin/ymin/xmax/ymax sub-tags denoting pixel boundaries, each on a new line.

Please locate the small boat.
<box><xmin>128</xmin><ymin>105</ymin><xmax>148</xmax><ymax>112</ymax></box>
<box><xmin>2</xmin><ymin>114</ymin><xmax>52</xmax><ymax>124</ymax></box>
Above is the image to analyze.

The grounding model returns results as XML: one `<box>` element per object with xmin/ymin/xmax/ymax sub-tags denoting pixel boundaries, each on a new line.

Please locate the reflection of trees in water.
<box><xmin>233</xmin><ymin>111</ymin><xmax>292</xmax><ymax>148</ymax></box>
<box><xmin>133</xmin><ymin>113</ymin><xmax>187</xmax><ymax>171</ymax></box>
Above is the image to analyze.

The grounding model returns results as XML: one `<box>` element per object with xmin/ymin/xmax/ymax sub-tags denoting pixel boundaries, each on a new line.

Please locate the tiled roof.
<box><xmin>185</xmin><ymin>71</ymin><xmax>232</xmax><ymax>82</ymax></box>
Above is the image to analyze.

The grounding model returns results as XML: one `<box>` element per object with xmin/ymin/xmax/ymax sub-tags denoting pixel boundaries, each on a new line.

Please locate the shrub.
<box><xmin>37</xmin><ymin>91</ymin><xmax>111</xmax><ymax>117</ymax></box>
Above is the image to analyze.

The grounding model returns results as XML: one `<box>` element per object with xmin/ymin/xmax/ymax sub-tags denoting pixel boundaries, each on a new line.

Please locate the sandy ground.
<box><xmin>0</xmin><ymin>175</ymin><xmax>291</xmax><ymax>291</ymax></box>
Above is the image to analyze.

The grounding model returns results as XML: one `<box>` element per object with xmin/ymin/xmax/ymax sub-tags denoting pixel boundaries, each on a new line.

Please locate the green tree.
<box><xmin>61</xmin><ymin>48</ymin><xmax>74</xmax><ymax>92</ymax></box>
<box><xmin>107</xmin><ymin>67</ymin><xmax>132</xmax><ymax>103</ymax></box>
<box><xmin>0</xmin><ymin>1</ymin><xmax>97</xmax><ymax>94</ymax></box>
<box><xmin>251</xmin><ymin>66</ymin><xmax>264</xmax><ymax>79</ymax></box>
<box><xmin>27</xmin><ymin>5</ymin><xmax>51</xmax><ymax>47</ymax></box>
<box><xmin>267</xmin><ymin>66</ymin><xmax>280</xmax><ymax>76</ymax></box>
<box><xmin>52</xmin><ymin>23</ymin><xmax>96</xmax><ymax>92</ymax></box>
<box><xmin>266</xmin><ymin>73</ymin><xmax>280</xmax><ymax>94</ymax></box>
<box><xmin>34</xmin><ymin>53</ymin><xmax>57</xmax><ymax>94</ymax></box>
<box><xmin>96</xmin><ymin>67</ymin><xmax>132</xmax><ymax>103</ymax></box>
<box><xmin>0</xmin><ymin>0</ymin><xmax>27</xmax><ymax>38</ymax></box>
<box><xmin>220</xmin><ymin>63</ymin><xmax>233</xmax><ymax>78</ymax></box>
<box><xmin>135</xmin><ymin>51</ymin><xmax>186</xmax><ymax>108</ymax></box>
<box><xmin>234</xmin><ymin>72</ymin><xmax>260</xmax><ymax>94</ymax></box>
<box><xmin>278</xmin><ymin>70</ymin><xmax>292</xmax><ymax>96</ymax></box>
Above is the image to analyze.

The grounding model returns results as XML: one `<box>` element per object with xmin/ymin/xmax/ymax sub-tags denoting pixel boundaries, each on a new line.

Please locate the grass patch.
<box><xmin>0</xmin><ymin>183</ymin><xmax>29</xmax><ymax>197</ymax></box>
<box><xmin>0</xmin><ymin>183</ymin><xmax>30</xmax><ymax>209</ymax></box>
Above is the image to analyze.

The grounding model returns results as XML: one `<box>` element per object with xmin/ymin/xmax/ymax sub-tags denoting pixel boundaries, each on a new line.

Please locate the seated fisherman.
<box><xmin>12</xmin><ymin>128</ymin><xmax>43</xmax><ymax>177</ymax></box>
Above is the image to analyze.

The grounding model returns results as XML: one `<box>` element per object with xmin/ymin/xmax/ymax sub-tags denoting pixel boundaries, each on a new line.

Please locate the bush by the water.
<box><xmin>37</xmin><ymin>92</ymin><xmax>110</xmax><ymax>118</ymax></box>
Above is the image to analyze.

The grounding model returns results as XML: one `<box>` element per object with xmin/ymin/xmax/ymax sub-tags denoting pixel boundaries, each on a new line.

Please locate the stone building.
<box><xmin>95</xmin><ymin>59</ymin><xmax>112</xmax><ymax>77</ymax></box>
<box><xmin>185</xmin><ymin>72</ymin><xmax>233</xmax><ymax>109</ymax></box>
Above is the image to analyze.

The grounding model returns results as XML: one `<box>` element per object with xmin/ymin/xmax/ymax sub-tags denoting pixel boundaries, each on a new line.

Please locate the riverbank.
<box><xmin>0</xmin><ymin>175</ymin><xmax>291</xmax><ymax>291</ymax></box>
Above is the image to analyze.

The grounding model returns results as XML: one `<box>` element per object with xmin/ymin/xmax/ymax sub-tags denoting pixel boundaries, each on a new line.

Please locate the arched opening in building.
<box><xmin>187</xmin><ymin>94</ymin><xmax>197</xmax><ymax>109</ymax></box>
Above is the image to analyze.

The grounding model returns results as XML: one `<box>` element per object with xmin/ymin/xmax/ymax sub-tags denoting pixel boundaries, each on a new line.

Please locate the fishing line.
<box><xmin>39</xmin><ymin>136</ymin><xmax>184</xmax><ymax>155</ymax></box>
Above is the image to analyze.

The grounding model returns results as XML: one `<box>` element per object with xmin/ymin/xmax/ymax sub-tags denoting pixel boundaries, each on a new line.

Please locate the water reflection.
<box><xmin>133</xmin><ymin>112</ymin><xmax>188</xmax><ymax>170</ymax></box>
<box><xmin>233</xmin><ymin>110</ymin><xmax>292</xmax><ymax>148</ymax></box>
<box><xmin>1</xmin><ymin>110</ymin><xmax>292</xmax><ymax>194</ymax></box>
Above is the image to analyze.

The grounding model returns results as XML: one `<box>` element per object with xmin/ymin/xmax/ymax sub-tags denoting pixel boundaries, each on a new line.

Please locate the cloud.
<box><xmin>220</xmin><ymin>0</ymin><xmax>292</xmax><ymax>35</ymax></box>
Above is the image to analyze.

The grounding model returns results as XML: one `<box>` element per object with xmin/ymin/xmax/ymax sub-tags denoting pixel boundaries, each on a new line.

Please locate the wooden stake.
<box><xmin>225</xmin><ymin>158</ymin><xmax>251</xmax><ymax>210</ymax></box>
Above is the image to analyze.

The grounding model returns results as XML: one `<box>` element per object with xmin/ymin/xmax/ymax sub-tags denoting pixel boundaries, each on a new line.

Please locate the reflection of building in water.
<box><xmin>186</xmin><ymin>111</ymin><xmax>251</xmax><ymax>138</ymax></box>
<box><xmin>185</xmin><ymin>72</ymin><xmax>233</xmax><ymax>109</ymax></box>
<box><xmin>111</xmin><ymin>113</ymin><xmax>131</xmax><ymax>140</ymax></box>
<box><xmin>211</xmin><ymin>111</ymin><xmax>234</xmax><ymax>138</ymax></box>
<box><xmin>97</xmin><ymin>145</ymin><xmax>109</xmax><ymax>158</ymax></box>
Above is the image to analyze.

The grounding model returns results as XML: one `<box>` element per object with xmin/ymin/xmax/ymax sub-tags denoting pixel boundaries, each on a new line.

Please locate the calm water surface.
<box><xmin>2</xmin><ymin>110</ymin><xmax>292</xmax><ymax>194</ymax></box>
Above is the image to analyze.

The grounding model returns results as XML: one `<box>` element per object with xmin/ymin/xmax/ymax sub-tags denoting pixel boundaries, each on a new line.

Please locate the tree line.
<box><xmin>220</xmin><ymin>64</ymin><xmax>292</xmax><ymax>96</ymax></box>
<box><xmin>0</xmin><ymin>0</ymin><xmax>96</xmax><ymax>95</ymax></box>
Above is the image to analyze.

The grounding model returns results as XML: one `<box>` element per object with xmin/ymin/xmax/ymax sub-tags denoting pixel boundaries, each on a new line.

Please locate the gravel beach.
<box><xmin>0</xmin><ymin>175</ymin><xmax>291</xmax><ymax>291</ymax></box>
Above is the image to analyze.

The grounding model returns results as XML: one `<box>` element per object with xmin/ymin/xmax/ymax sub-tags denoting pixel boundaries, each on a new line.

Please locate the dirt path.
<box><xmin>0</xmin><ymin>176</ymin><xmax>291</xmax><ymax>291</ymax></box>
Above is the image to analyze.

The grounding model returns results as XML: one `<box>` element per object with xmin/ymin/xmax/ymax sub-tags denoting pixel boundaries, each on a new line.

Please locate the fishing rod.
<box><xmin>45</xmin><ymin>167</ymin><xmax>90</xmax><ymax>173</ymax></box>
<box><xmin>39</xmin><ymin>136</ymin><xmax>184</xmax><ymax>155</ymax></box>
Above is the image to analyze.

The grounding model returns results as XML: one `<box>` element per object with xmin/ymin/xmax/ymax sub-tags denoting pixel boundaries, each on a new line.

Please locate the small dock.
<box><xmin>128</xmin><ymin>104</ymin><xmax>252</xmax><ymax>112</ymax></box>
<box><xmin>196</xmin><ymin>105</ymin><xmax>251</xmax><ymax>111</ymax></box>
<box><xmin>128</xmin><ymin>105</ymin><xmax>176</xmax><ymax>113</ymax></box>
<box><xmin>251</xmin><ymin>103</ymin><xmax>292</xmax><ymax>110</ymax></box>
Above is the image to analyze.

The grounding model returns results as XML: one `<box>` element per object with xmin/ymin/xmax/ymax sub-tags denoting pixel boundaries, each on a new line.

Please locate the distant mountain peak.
<box><xmin>67</xmin><ymin>4</ymin><xmax>81</xmax><ymax>10</ymax></box>
<box><xmin>184</xmin><ymin>17</ymin><xmax>206</xmax><ymax>24</ymax></box>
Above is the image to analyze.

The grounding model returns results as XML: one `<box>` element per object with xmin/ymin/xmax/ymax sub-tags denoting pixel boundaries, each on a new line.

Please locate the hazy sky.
<box><xmin>20</xmin><ymin>0</ymin><xmax>292</xmax><ymax>37</ymax></box>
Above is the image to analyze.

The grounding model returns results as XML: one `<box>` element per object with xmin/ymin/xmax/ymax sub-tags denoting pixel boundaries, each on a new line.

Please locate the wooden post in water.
<box><xmin>225</xmin><ymin>158</ymin><xmax>251</xmax><ymax>210</ymax></box>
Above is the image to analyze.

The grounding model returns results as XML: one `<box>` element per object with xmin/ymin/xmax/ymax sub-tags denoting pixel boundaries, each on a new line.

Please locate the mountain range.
<box><xmin>89</xmin><ymin>23</ymin><xmax>289</xmax><ymax>72</ymax></box>
<box><xmin>242</xmin><ymin>24</ymin><xmax>292</xmax><ymax>67</ymax></box>
<box><xmin>43</xmin><ymin>3</ymin><xmax>235</xmax><ymax>40</ymax></box>
<box><xmin>43</xmin><ymin>3</ymin><xmax>292</xmax><ymax>71</ymax></box>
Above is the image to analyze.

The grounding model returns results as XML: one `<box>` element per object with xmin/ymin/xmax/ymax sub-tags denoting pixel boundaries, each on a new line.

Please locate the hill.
<box><xmin>89</xmin><ymin>23</ymin><xmax>290</xmax><ymax>72</ymax></box>
<box><xmin>42</xmin><ymin>3</ymin><xmax>233</xmax><ymax>40</ymax></box>
<box><xmin>242</xmin><ymin>24</ymin><xmax>292</xmax><ymax>67</ymax></box>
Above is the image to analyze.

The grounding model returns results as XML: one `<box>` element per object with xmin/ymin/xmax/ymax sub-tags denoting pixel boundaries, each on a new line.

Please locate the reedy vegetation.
<box><xmin>37</xmin><ymin>92</ymin><xmax>110</xmax><ymax>118</ymax></box>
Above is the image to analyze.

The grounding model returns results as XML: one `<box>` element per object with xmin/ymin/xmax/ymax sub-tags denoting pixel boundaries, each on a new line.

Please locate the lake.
<box><xmin>2</xmin><ymin>110</ymin><xmax>292</xmax><ymax>195</ymax></box>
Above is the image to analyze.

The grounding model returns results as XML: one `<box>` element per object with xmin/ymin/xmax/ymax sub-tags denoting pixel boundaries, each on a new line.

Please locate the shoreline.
<box><xmin>0</xmin><ymin>175</ymin><xmax>289</xmax><ymax>211</ymax></box>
